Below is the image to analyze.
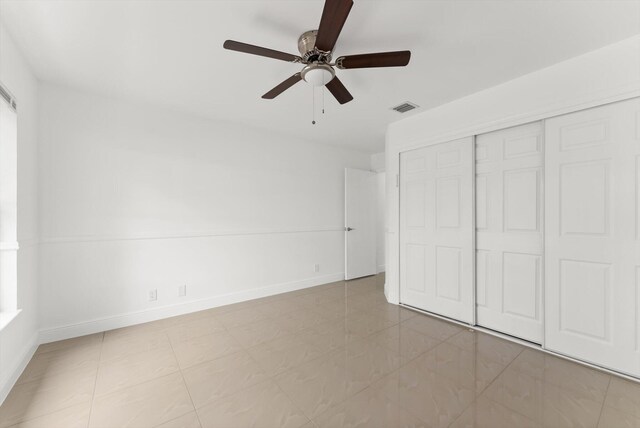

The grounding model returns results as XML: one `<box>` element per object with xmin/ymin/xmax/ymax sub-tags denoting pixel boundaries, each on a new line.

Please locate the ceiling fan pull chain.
<box><xmin>322</xmin><ymin>81</ymin><xmax>325</xmax><ymax>115</ymax></box>
<box><xmin>312</xmin><ymin>85</ymin><xmax>316</xmax><ymax>125</ymax></box>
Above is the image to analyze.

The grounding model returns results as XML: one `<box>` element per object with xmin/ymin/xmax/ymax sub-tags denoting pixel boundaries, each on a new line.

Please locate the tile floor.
<box><xmin>1</xmin><ymin>274</ymin><xmax>640</xmax><ymax>427</ymax></box>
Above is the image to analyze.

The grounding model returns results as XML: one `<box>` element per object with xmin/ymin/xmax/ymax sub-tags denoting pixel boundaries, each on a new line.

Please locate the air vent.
<box><xmin>0</xmin><ymin>83</ymin><xmax>17</xmax><ymax>111</ymax></box>
<box><xmin>391</xmin><ymin>101</ymin><xmax>418</xmax><ymax>113</ymax></box>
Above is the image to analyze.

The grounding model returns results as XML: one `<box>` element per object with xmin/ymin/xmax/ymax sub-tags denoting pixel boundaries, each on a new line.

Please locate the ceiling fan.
<box><xmin>223</xmin><ymin>0</ymin><xmax>411</xmax><ymax>105</ymax></box>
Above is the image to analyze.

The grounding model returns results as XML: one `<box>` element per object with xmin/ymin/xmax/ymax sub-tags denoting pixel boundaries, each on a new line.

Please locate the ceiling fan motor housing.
<box><xmin>298</xmin><ymin>30</ymin><xmax>332</xmax><ymax>63</ymax></box>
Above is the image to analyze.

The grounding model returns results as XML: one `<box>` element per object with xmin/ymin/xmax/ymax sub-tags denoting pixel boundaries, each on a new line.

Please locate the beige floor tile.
<box><xmin>483</xmin><ymin>367</ymin><xmax>603</xmax><ymax>427</ymax></box>
<box><xmin>368</xmin><ymin>323</ymin><xmax>441</xmax><ymax>363</ymax></box>
<box><xmin>275</xmin><ymin>351</ymin><xmax>365</xmax><ymax>419</ymax></box>
<box><xmin>196</xmin><ymin>381</ymin><xmax>309</xmax><ymax>428</ymax></box>
<box><xmin>346</xmin><ymin>292</ymin><xmax>389</xmax><ymax>309</ymax></box>
<box><xmin>101</xmin><ymin>329</ymin><xmax>171</xmax><ymax>362</ymax></box>
<box><xmin>401</xmin><ymin>315</ymin><xmax>464</xmax><ymax>341</ymax></box>
<box><xmin>332</xmin><ymin>337</ymin><xmax>383</xmax><ymax>359</ymax></box>
<box><xmin>279</xmin><ymin>288</ymin><xmax>316</xmax><ymax>298</ymax></box>
<box><xmin>94</xmin><ymin>345</ymin><xmax>179</xmax><ymax>396</ymax></box>
<box><xmin>313</xmin><ymin>286</ymin><xmax>348</xmax><ymax>301</ymax></box>
<box><xmin>341</xmin><ymin>342</ymin><xmax>403</xmax><ymax>389</ymax></box>
<box><xmin>316</xmin><ymin>280</ymin><xmax>347</xmax><ymax>290</ymax></box>
<box><xmin>509</xmin><ymin>349</ymin><xmax>611</xmax><ymax>402</ymax></box>
<box><xmin>311</xmin><ymin>300</ymin><xmax>364</xmax><ymax>320</ymax></box>
<box><xmin>7</xmin><ymin>403</ymin><xmax>91</xmax><ymax>428</ymax></box>
<box><xmin>0</xmin><ymin>368</ymin><xmax>96</xmax><ymax>428</ymax></box>
<box><xmin>313</xmin><ymin>385</ymin><xmax>427</xmax><ymax>428</ymax></box>
<box><xmin>159</xmin><ymin>310</ymin><xmax>213</xmax><ymax>328</ymax></box>
<box><xmin>271</xmin><ymin>309</ymin><xmax>330</xmax><ymax>334</ymax></box>
<box><xmin>164</xmin><ymin>317</ymin><xmax>226</xmax><ymax>345</ymax></box>
<box><xmin>344</xmin><ymin>278</ymin><xmax>380</xmax><ymax>296</ymax></box>
<box><xmin>18</xmin><ymin>344</ymin><xmax>101</xmax><ymax>384</ymax></box>
<box><xmin>296</xmin><ymin>319</ymin><xmax>361</xmax><ymax>352</ymax></box>
<box><xmin>342</xmin><ymin>312</ymin><xmax>398</xmax><ymax>338</ymax></box>
<box><xmin>275</xmin><ymin>342</ymin><xmax>399</xmax><ymax>420</ymax></box>
<box><xmin>89</xmin><ymin>372</ymin><xmax>193</xmax><ymax>428</ymax></box>
<box><xmin>363</xmin><ymin>303</ymin><xmax>418</xmax><ymax>323</ymax></box>
<box><xmin>254</xmin><ymin>298</ymin><xmax>301</xmax><ymax>317</ymax></box>
<box><xmin>449</xmin><ymin>396</ymin><xmax>538</xmax><ymax>428</ymax></box>
<box><xmin>154</xmin><ymin>411</ymin><xmax>201</xmax><ymax>428</ymax></box>
<box><xmin>249</xmin><ymin>294</ymin><xmax>291</xmax><ymax>306</ymax></box>
<box><xmin>7</xmin><ymin>274</ymin><xmax>640</xmax><ymax>428</ymax></box>
<box><xmin>247</xmin><ymin>334</ymin><xmax>327</xmax><ymax>376</ymax></box>
<box><xmin>35</xmin><ymin>333</ymin><xmax>103</xmax><ymax>355</ymax></box>
<box><xmin>374</xmin><ymin>367</ymin><xmax>475</xmax><ymax>428</ymax></box>
<box><xmin>103</xmin><ymin>320</ymin><xmax>165</xmax><ymax>340</ymax></box>
<box><xmin>215</xmin><ymin>306</ymin><xmax>270</xmax><ymax>329</ymax></box>
<box><xmin>227</xmin><ymin>318</ymin><xmax>294</xmax><ymax>348</ymax></box>
<box><xmin>287</xmin><ymin>292</ymin><xmax>342</xmax><ymax>307</ymax></box>
<box><xmin>182</xmin><ymin>351</ymin><xmax>269</xmax><ymax>409</ymax></box>
<box><xmin>446</xmin><ymin>330</ymin><xmax>524</xmax><ymax>366</ymax></box>
<box><xmin>172</xmin><ymin>330</ymin><xmax>243</xmax><ymax>369</ymax></box>
<box><xmin>417</xmin><ymin>342</ymin><xmax>508</xmax><ymax>394</ymax></box>
<box><xmin>598</xmin><ymin>405</ymin><xmax>640</xmax><ymax>428</ymax></box>
<box><xmin>604</xmin><ymin>377</ymin><xmax>640</xmax><ymax>418</ymax></box>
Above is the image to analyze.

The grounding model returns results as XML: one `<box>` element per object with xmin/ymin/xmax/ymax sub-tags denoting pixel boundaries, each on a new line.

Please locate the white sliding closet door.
<box><xmin>476</xmin><ymin>122</ymin><xmax>544</xmax><ymax>343</ymax></box>
<box><xmin>400</xmin><ymin>137</ymin><xmax>474</xmax><ymax>324</ymax></box>
<box><xmin>545</xmin><ymin>97</ymin><xmax>640</xmax><ymax>377</ymax></box>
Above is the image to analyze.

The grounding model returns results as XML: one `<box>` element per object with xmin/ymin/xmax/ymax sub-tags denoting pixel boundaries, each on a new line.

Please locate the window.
<box><xmin>0</xmin><ymin>82</ymin><xmax>18</xmax><ymax>317</ymax></box>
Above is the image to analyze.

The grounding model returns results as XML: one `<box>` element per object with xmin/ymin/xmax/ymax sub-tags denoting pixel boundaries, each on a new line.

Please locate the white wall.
<box><xmin>385</xmin><ymin>35</ymin><xmax>640</xmax><ymax>304</ymax></box>
<box><xmin>0</xmin><ymin>23</ymin><xmax>40</xmax><ymax>402</ymax></box>
<box><xmin>38</xmin><ymin>84</ymin><xmax>370</xmax><ymax>341</ymax></box>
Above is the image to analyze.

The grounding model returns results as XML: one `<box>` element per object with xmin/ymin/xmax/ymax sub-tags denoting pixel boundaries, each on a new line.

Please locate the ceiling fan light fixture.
<box><xmin>301</xmin><ymin>63</ymin><xmax>335</xmax><ymax>87</ymax></box>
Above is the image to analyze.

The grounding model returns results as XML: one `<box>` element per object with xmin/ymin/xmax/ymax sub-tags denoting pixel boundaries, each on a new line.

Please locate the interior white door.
<box><xmin>345</xmin><ymin>168</ymin><xmax>377</xmax><ymax>280</ymax></box>
<box><xmin>545</xmin><ymin>97</ymin><xmax>640</xmax><ymax>377</ymax></box>
<box><xmin>400</xmin><ymin>137</ymin><xmax>474</xmax><ymax>323</ymax></box>
<box><xmin>475</xmin><ymin>122</ymin><xmax>544</xmax><ymax>343</ymax></box>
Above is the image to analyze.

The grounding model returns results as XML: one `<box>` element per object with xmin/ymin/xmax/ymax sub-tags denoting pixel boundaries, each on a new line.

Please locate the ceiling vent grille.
<box><xmin>391</xmin><ymin>101</ymin><xmax>418</xmax><ymax>113</ymax></box>
<box><xmin>0</xmin><ymin>83</ymin><xmax>17</xmax><ymax>111</ymax></box>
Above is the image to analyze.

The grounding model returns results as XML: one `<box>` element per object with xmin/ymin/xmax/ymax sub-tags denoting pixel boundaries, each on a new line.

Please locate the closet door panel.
<box><xmin>400</xmin><ymin>137</ymin><xmax>474</xmax><ymax>324</ymax></box>
<box><xmin>545</xmin><ymin>97</ymin><xmax>640</xmax><ymax>377</ymax></box>
<box><xmin>475</xmin><ymin>122</ymin><xmax>544</xmax><ymax>343</ymax></box>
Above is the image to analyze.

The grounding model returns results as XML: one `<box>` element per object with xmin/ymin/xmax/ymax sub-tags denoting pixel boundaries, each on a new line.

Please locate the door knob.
<box><xmin>345</xmin><ymin>227</ymin><xmax>354</xmax><ymax>231</ymax></box>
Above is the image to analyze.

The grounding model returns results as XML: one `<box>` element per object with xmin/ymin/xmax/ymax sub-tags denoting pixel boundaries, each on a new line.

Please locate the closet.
<box><xmin>399</xmin><ymin>137</ymin><xmax>474</xmax><ymax>324</ymax></box>
<box><xmin>399</xmin><ymin>96</ymin><xmax>640</xmax><ymax>378</ymax></box>
<box><xmin>545</xmin><ymin>97</ymin><xmax>640</xmax><ymax>377</ymax></box>
<box><xmin>475</xmin><ymin>122</ymin><xmax>544</xmax><ymax>344</ymax></box>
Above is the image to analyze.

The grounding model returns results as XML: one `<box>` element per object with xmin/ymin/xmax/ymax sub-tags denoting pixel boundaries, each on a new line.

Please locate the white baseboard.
<box><xmin>376</xmin><ymin>265</ymin><xmax>385</xmax><ymax>274</ymax></box>
<box><xmin>39</xmin><ymin>272</ymin><xmax>345</xmax><ymax>344</ymax></box>
<box><xmin>0</xmin><ymin>332</ymin><xmax>38</xmax><ymax>405</ymax></box>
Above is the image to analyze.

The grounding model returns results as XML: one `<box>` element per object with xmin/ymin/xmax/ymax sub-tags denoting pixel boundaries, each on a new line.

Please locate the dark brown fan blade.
<box><xmin>223</xmin><ymin>40</ymin><xmax>301</xmax><ymax>63</ymax></box>
<box><xmin>325</xmin><ymin>76</ymin><xmax>353</xmax><ymax>104</ymax></box>
<box><xmin>262</xmin><ymin>74</ymin><xmax>302</xmax><ymax>99</ymax></box>
<box><xmin>315</xmin><ymin>0</ymin><xmax>353</xmax><ymax>52</ymax></box>
<box><xmin>336</xmin><ymin>51</ymin><xmax>411</xmax><ymax>69</ymax></box>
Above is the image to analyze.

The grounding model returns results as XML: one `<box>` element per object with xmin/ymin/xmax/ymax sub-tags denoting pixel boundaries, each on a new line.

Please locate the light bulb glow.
<box><xmin>301</xmin><ymin>63</ymin><xmax>335</xmax><ymax>87</ymax></box>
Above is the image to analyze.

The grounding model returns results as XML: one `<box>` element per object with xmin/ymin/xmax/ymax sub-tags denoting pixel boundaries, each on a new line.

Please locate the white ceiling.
<box><xmin>2</xmin><ymin>0</ymin><xmax>640</xmax><ymax>153</ymax></box>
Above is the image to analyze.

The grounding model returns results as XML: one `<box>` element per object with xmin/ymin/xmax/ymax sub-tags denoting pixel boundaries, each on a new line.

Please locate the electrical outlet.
<box><xmin>148</xmin><ymin>289</ymin><xmax>157</xmax><ymax>302</ymax></box>
<box><xmin>178</xmin><ymin>284</ymin><xmax>187</xmax><ymax>297</ymax></box>
<box><xmin>314</xmin><ymin>263</ymin><xmax>320</xmax><ymax>273</ymax></box>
